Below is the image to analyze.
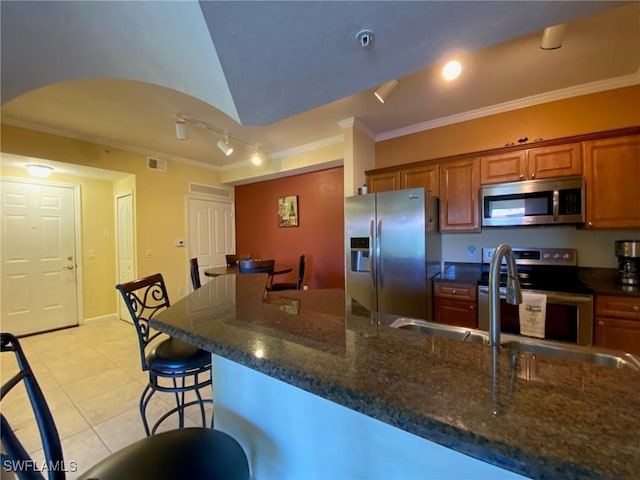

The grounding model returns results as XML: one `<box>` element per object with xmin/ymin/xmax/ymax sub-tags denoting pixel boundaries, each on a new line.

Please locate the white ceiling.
<box><xmin>1</xmin><ymin>1</ymin><xmax>638</xmax><ymax>178</ymax></box>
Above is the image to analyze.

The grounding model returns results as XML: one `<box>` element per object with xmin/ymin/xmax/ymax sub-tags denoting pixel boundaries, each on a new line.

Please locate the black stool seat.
<box><xmin>78</xmin><ymin>428</ymin><xmax>250</xmax><ymax>480</ymax></box>
<box><xmin>148</xmin><ymin>338</ymin><xmax>210</xmax><ymax>371</ymax></box>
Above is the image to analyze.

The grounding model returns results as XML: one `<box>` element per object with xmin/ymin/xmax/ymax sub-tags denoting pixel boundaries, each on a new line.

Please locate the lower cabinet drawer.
<box><xmin>433</xmin><ymin>282</ymin><xmax>477</xmax><ymax>301</ymax></box>
<box><xmin>596</xmin><ymin>295</ymin><xmax>640</xmax><ymax>320</ymax></box>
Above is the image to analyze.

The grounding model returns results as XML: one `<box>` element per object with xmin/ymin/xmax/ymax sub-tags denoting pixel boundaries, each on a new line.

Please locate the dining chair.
<box><xmin>115</xmin><ymin>273</ymin><xmax>212</xmax><ymax>436</ymax></box>
<box><xmin>226</xmin><ymin>253</ymin><xmax>251</xmax><ymax>266</ymax></box>
<box><xmin>190</xmin><ymin>257</ymin><xmax>201</xmax><ymax>290</ymax></box>
<box><xmin>269</xmin><ymin>255</ymin><xmax>306</xmax><ymax>291</ymax></box>
<box><xmin>0</xmin><ymin>332</ymin><xmax>250</xmax><ymax>480</ymax></box>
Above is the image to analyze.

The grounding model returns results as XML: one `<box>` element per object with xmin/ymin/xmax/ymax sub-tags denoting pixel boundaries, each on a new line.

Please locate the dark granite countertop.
<box><xmin>152</xmin><ymin>274</ymin><xmax>640</xmax><ymax>479</ymax></box>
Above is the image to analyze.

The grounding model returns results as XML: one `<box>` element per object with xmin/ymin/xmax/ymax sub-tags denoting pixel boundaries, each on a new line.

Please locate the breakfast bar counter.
<box><xmin>152</xmin><ymin>274</ymin><xmax>640</xmax><ymax>479</ymax></box>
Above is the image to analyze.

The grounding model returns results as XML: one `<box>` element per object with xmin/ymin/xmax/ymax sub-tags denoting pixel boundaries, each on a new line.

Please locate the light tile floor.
<box><xmin>1</xmin><ymin>319</ymin><xmax>213</xmax><ymax>479</ymax></box>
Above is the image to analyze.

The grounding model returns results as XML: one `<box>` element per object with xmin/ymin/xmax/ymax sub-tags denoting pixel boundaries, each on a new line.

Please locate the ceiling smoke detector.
<box><xmin>356</xmin><ymin>29</ymin><xmax>375</xmax><ymax>48</ymax></box>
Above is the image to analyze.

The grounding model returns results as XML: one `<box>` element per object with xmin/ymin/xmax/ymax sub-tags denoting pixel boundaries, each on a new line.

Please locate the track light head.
<box><xmin>541</xmin><ymin>24</ymin><xmax>566</xmax><ymax>50</ymax></box>
<box><xmin>217</xmin><ymin>138</ymin><xmax>234</xmax><ymax>156</ymax></box>
<box><xmin>175</xmin><ymin>120</ymin><xmax>188</xmax><ymax>140</ymax></box>
<box><xmin>251</xmin><ymin>150</ymin><xmax>262</xmax><ymax>165</ymax></box>
<box><xmin>374</xmin><ymin>79</ymin><xmax>398</xmax><ymax>103</ymax></box>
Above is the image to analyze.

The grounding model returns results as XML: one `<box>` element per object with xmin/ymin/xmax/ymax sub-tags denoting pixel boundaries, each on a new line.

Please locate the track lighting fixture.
<box><xmin>217</xmin><ymin>134</ymin><xmax>234</xmax><ymax>156</ymax></box>
<box><xmin>175</xmin><ymin>113</ymin><xmax>263</xmax><ymax>164</ymax></box>
<box><xmin>540</xmin><ymin>24</ymin><xmax>566</xmax><ymax>50</ymax></box>
<box><xmin>374</xmin><ymin>79</ymin><xmax>398</xmax><ymax>103</ymax></box>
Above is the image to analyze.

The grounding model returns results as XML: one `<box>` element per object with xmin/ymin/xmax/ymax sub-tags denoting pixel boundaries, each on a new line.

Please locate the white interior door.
<box><xmin>116</xmin><ymin>192</ymin><xmax>134</xmax><ymax>322</ymax></box>
<box><xmin>188</xmin><ymin>198</ymin><xmax>234</xmax><ymax>289</ymax></box>
<box><xmin>1</xmin><ymin>179</ymin><xmax>79</xmax><ymax>336</ymax></box>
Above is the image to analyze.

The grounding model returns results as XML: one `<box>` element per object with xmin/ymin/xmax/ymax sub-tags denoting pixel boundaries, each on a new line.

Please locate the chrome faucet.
<box><xmin>489</xmin><ymin>244</ymin><xmax>522</xmax><ymax>347</ymax></box>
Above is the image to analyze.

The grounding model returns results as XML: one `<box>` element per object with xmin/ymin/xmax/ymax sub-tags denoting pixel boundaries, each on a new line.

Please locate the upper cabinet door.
<box><xmin>526</xmin><ymin>142</ymin><xmax>582</xmax><ymax>180</ymax></box>
<box><xmin>480</xmin><ymin>151</ymin><xmax>526</xmax><ymax>184</ymax></box>
<box><xmin>439</xmin><ymin>158</ymin><xmax>480</xmax><ymax>232</ymax></box>
<box><xmin>480</xmin><ymin>143</ymin><xmax>582</xmax><ymax>185</ymax></box>
<box><xmin>400</xmin><ymin>163</ymin><xmax>440</xmax><ymax>197</ymax></box>
<box><xmin>367</xmin><ymin>171</ymin><xmax>400</xmax><ymax>193</ymax></box>
<box><xmin>583</xmin><ymin>134</ymin><xmax>640</xmax><ymax>229</ymax></box>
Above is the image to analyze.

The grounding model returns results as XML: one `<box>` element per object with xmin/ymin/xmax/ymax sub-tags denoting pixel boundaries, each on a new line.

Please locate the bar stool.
<box><xmin>1</xmin><ymin>333</ymin><xmax>250</xmax><ymax>480</ymax></box>
<box><xmin>116</xmin><ymin>273</ymin><xmax>212</xmax><ymax>436</ymax></box>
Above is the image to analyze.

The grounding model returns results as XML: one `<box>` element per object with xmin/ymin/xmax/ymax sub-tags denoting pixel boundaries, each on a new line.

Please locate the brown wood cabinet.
<box><xmin>594</xmin><ymin>294</ymin><xmax>640</xmax><ymax>354</ymax></box>
<box><xmin>433</xmin><ymin>281</ymin><xmax>477</xmax><ymax>328</ymax></box>
<box><xmin>400</xmin><ymin>163</ymin><xmax>439</xmax><ymax>197</ymax></box>
<box><xmin>367</xmin><ymin>170</ymin><xmax>400</xmax><ymax>193</ymax></box>
<box><xmin>480</xmin><ymin>143</ymin><xmax>582</xmax><ymax>185</ymax></box>
<box><xmin>368</xmin><ymin>164</ymin><xmax>439</xmax><ymax>196</ymax></box>
<box><xmin>439</xmin><ymin>158</ymin><xmax>480</xmax><ymax>232</ymax></box>
<box><xmin>583</xmin><ymin>134</ymin><xmax>640</xmax><ymax>229</ymax></box>
<box><xmin>365</xmin><ymin>127</ymin><xmax>639</xmax><ymax>231</ymax></box>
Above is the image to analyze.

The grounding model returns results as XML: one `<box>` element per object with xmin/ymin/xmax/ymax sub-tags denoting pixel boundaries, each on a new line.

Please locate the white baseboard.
<box><xmin>82</xmin><ymin>313</ymin><xmax>118</xmax><ymax>324</ymax></box>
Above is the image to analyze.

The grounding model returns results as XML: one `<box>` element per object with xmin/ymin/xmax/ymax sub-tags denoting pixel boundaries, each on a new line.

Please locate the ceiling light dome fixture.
<box><xmin>442</xmin><ymin>60</ymin><xmax>462</xmax><ymax>80</ymax></box>
<box><xmin>540</xmin><ymin>23</ymin><xmax>567</xmax><ymax>50</ymax></box>
<box><xmin>374</xmin><ymin>79</ymin><xmax>398</xmax><ymax>103</ymax></box>
<box><xmin>217</xmin><ymin>134</ymin><xmax>234</xmax><ymax>157</ymax></box>
<box><xmin>26</xmin><ymin>164</ymin><xmax>53</xmax><ymax>178</ymax></box>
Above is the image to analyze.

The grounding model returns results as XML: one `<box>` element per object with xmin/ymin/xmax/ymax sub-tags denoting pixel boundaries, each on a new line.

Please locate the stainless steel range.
<box><xmin>477</xmin><ymin>247</ymin><xmax>594</xmax><ymax>346</ymax></box>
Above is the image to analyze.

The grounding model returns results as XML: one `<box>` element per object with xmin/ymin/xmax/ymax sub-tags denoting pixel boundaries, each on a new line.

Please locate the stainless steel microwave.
<box><xmin>481</xmin><ymin>176</ymin><xmax>585</xmax><ymax>227</ymax></box>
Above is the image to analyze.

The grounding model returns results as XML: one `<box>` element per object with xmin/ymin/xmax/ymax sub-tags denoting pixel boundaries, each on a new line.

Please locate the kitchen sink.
<box><xmin>388</xmin><ymin>318</ymin><xmax>640</xmax><ymax>370</ymax></box>
<box><xmin>389</xmin><ymin>318</ymin><xmax>489</xmax><ymax>345</ymax></box>
<box><xmin>500</xmin><ymin>338</ymin><xmax>640</xmax><ymax>370</ymax></box>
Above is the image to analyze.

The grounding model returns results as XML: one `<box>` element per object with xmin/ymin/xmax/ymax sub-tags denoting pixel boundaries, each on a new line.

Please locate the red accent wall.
<box><xmin>235</xmin><ymin>167</ymin><xmax>345</xmax><ymax>289</ymax></box>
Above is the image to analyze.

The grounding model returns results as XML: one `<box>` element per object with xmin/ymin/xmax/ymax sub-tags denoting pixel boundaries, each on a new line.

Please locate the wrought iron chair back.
<box><xmin>115</xmin><ymin>273</ymin><xmax>169</xmax><ymax>372</ymax></box>
<box><xmin>1</xmin><ymin>332</ymin><xmax>65</xmax><ymax>480</ymax></box>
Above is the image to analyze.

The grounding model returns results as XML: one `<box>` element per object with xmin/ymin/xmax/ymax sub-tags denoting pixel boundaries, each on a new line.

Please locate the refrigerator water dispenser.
<box><xmin>350</xmin><ymin>237</ymin><xmax>370</xmax><ymax>272</ymax></box>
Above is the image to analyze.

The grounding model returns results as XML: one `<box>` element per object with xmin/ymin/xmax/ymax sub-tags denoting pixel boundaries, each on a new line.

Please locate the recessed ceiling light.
<box><xmin>442</xmin><ymin>60</ymin><xmax>462</xmax><ymax>81</ymax></box>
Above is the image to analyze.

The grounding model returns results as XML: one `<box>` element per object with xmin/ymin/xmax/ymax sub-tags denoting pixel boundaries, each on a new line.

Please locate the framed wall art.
<box><xmin>278</xmin><ymin>195</ymin><xmax>298</xmax><ymax>227</ymax></box>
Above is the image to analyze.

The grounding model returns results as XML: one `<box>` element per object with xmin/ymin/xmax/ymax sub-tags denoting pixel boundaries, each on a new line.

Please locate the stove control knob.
<box><xmin>543</xmin><ymin>253</ymin><xmax>551</xmax><ymax>259</ymax></box>
<box><xmin>553</xmin><ymin>253</ymin><xmax>560</xmax><ymax>259</ymax></box>
<box><xmin>562</xmin><ymin>253</ymin><xmax>570</xmax><ymax>260</ymax></box>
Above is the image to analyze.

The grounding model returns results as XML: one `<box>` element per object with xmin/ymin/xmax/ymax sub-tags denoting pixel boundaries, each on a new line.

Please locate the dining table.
<box><xmin>204</xmin><ymin>263</ymin><xmax>292</xmax><ymax>278</ymax></box>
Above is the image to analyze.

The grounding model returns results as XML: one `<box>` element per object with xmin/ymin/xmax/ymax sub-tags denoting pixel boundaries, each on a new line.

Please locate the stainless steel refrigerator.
<box><xmin>345</xmin><ymin>187</ymin><xmax>441</xmax><ymax>320</ymax></box>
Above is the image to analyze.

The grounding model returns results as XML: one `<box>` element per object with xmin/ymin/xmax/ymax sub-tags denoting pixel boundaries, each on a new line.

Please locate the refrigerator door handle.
<box><xmin>377</xmin><ymin>219</ymin><xmax>383</xmax><ymax>288</ymax></box>
<box><xmin>370</xmin><ymin>219</ymin><xmax>376</xmax><ymax>288</ymax></box>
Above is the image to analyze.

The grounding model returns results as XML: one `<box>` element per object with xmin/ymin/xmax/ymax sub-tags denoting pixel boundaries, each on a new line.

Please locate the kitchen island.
<box><xmin>152</xmin><ymin>273</ymin><xmax>640</xmax><ymax>479</ymax></box>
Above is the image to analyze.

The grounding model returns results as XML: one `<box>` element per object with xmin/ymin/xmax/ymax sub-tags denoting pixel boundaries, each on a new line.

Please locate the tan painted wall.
<box><xmin>1</xmin><ymin>124</ymin><xmax>224</xmax><ymax>318</ymax></box>
<box><xmin>375</xmin><ymin>85</ymin><xmax>640</xmax><ymax>168</ymax></box>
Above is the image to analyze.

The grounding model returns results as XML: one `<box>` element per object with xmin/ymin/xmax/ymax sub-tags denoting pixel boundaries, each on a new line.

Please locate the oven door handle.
<box><xmin>478</xmin><ymin>285</ymin><xmax>592</xmax><ymax>304</ymax></box>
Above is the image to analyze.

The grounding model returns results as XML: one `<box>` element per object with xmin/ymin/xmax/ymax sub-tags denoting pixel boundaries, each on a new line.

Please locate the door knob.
<box><xmin>63</xmin><ymin>265</ymin><xmax>75</xmax><ymax>270</ymax></box>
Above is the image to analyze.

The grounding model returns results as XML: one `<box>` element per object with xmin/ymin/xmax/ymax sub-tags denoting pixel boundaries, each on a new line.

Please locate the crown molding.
<box><xmin>269</xmin><ymin>134</ymin><xmax>344</xmax><ymax>160</ymax></box>
<box><xmin>376</xmin><ymin>70</ymin><xmax>640</xmax><ymax>142</ymax></box>
<box><xmin>1</xmin><ymin>116</ymin><xmax>221</xmax><ymax>172</ymax></box>
<box><xmin>338</xmin><ymin>117</ymin><xmax>376</xmax><ymax>141</ymax></box>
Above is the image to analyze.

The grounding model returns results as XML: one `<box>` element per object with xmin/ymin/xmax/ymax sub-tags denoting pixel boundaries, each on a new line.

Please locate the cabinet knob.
<box><xmin>588</xmin><ymin>222</ymin><xmax>593</xmax><ymax>227</ymax></box>
<box><xmin>598</xmin><ymin>320</ymin><xmax>604</xmax><ymax>326</ymax></box>
<box><xmin>633</xmin><ymin>305</ymin><xmax>639</xmax><ymax>312</ymax></box>
<box><xmin>451</xmin><ymin>289</ymin><xmax>456</xmax><ymax>294</ymax></box>
<box><xmin>530</xmin><ymin>173</ymin><xmax>536</xmax><ymax>179</ymax></box>
<box><xmin>519</xmin><ymin>174</ymin><xmax>524</xmax><ymax>180</ymax></box>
